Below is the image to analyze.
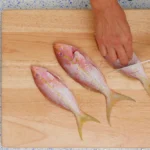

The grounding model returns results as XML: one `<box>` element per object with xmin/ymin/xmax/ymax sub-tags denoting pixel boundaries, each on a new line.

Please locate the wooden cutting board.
<box><xmin>2</xmin><ymin>10</ymin><xmax>150</xmax><ymax>148</ymax></box>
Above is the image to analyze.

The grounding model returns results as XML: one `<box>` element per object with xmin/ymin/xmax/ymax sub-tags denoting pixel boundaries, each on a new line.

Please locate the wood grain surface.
<box><xmin>2</xmin><ymin>10</ymin><xmax>150</xmax><ymax>148</ymax></box>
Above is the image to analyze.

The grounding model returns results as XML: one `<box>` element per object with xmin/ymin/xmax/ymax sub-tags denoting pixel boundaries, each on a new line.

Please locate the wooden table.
<box><xmin>2</xmin><ymin>10</ymin><xmax>150</xmax><ymax>148</ymax></box>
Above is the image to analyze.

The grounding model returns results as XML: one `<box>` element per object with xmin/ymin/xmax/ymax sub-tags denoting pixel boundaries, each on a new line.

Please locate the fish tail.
<box><xmin>106</xmin><ymin>91</ymin><xmax>136</xmax><ymax>126</ymax></box>
<box><xmin>75</xmin><ymin>112</ymin><xmax>100</xmax><ymax>140</ymax></box>
<box><xmin>141</xmin><ymin>77</ymin><xmax>150</xmax><ymax>96</ymax></box>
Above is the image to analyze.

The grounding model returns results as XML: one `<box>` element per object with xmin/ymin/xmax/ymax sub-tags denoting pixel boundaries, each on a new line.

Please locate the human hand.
<box><xmin>91</xmin><ymin>0</ymin><xmax>133</xmax><ymax>65</ymax></box>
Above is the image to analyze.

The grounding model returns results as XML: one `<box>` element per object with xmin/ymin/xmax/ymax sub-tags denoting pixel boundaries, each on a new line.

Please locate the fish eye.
<box><xmin>58</xmin><ymin>52</ymin><xmax>63</xmax><ymax>57</ymax></box>
<box><xmin>35</xmin><ymin>73</ymin><xmax>39</xmax><ymax>78</ymax></box>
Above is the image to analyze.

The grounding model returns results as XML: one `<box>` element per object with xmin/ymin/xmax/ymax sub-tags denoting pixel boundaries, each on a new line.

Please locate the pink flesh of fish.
<box><xmin>31</xmin><ymin>66</ymin><xmax>99</xmax><ymax>139</ymax></box>
<box><xmin>54</xmin><ymin>43</ymin><xmax>135</xmax><ymax>125</ymax></box>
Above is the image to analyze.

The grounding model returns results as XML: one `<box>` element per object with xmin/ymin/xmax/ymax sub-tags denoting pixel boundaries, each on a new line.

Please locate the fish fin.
<box><xmin>141</xmin><ymin>78</ymin><xmax>150</xmax><ymax>96</ymax></box>
<box><xmin>75</xmin><ymin>112</ymin><xmax>100</xmax><ymax>140</ymax></box>
<box><xmin>106</xmin><ymin>91</ymin><xmax>136</xmax><ymax>126</ymax></box>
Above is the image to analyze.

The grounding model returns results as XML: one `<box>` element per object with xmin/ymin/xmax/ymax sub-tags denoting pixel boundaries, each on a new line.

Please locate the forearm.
<box><xmin>90</xmin><ymin>0</ymin><xmax>118</xmax><ymax>13</ymax></box>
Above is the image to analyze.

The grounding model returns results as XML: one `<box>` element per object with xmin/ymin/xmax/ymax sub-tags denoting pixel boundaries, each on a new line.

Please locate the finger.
<box><xmin>99</xmin><ymin>44</ymin><xmax>107</xmax><ymax>57</ymax></box>
<box><xmin>116</xmin><ymin>45</ymin><xmax>128</xmax><ymax>66</ymax></box>
<box><xmin>107</xmin><ymin>47</ymin><xmax>117</xmax><ymax>63</ymax></box>
<box><xmin>123</xmin><ymin>41</ymin><xmax>133</xmax><ymax>60</ymax></box>
<box><xmin>95</xmin><ymin>36</ymin><xmax>107</xmax><ymax>57</ymax></box>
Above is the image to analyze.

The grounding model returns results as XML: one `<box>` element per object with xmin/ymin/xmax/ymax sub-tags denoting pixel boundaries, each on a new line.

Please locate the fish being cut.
<box><xmin>106</xmin><ymin>53</ymin><xmax>150</xmax><ymax>96</ymax></box>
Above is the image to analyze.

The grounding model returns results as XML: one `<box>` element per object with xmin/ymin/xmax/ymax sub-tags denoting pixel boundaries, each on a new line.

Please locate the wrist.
<box><xmin>90</xmin><ymin>0</ymin><xmax>118</xmax><ymax>13</ymax></box>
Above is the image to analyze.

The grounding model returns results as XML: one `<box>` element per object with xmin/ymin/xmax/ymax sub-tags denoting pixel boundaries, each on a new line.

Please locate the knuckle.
<box><xmin>111</xmin><ymin>36</ymin><xmax>120</xmax><ymax>45</ymax></box>
<box><xmin>112</xmin><ymin>39</ymin><xmax>120</xmax><ymax>46</ymax></box>
<box><xmin>122</xmin><ymin>37</ymin><xmax>128</xmax><ymax>44</ymax></box>
<box><xmin>115</xmin><ymin>45</ymin><xmax>122</xmax><ymax>50</ymax></box>
<box><xmin>103</xmin><ymin>40</ymin><xmax>110</xmax><ymax>46</ymax></box>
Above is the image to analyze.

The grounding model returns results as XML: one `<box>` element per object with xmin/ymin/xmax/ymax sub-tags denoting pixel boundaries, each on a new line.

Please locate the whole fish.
<box><xmin>106</xmin><ymin>53</ymin><xmax>150</xmax><ymax>96</ymax></box>
<box><xmin>53</xmin><ymin>43</ymin><xmax>135</xmax><ymax>125</ymax></box>
<box><xmin>31</xmin><ymin>66</ymin><xmax>99</xmax><ymax>140</ymax></box>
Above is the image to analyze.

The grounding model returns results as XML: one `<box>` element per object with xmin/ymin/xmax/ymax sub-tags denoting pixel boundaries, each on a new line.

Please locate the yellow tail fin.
<box><xmin>75</xmin><ymin>112</ymin><xmax>100</xmax><ymax>140</ymax></box>
<box><xmin>106</xmin><ymin>91</ymin><xmax>136</xmax><ymax>126</ymax></box>
<box><xmin>141</xmin><ymin>78</ymin><xmax>150</xmax><ymax>96</ymax></box>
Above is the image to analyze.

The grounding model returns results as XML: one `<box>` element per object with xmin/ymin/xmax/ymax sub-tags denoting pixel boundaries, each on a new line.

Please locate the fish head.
<box><xmin>31</xmin><ymin>66</ymin><xmax>60</xmax><ymax>87</ymax></box>
<box><xmin>31</xmin><ymin>66</ymin><xmax>53</xmax><ymax>85</ymax></box>
<box><xmin>54</xmin><ymin>43</ymin><xmax>77</xmax><ymax>64</ymax></box>
<box><xmin>31</xmin><ymin>66</ymin><xmax>47</xmax><ymax>79</ymax></box>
